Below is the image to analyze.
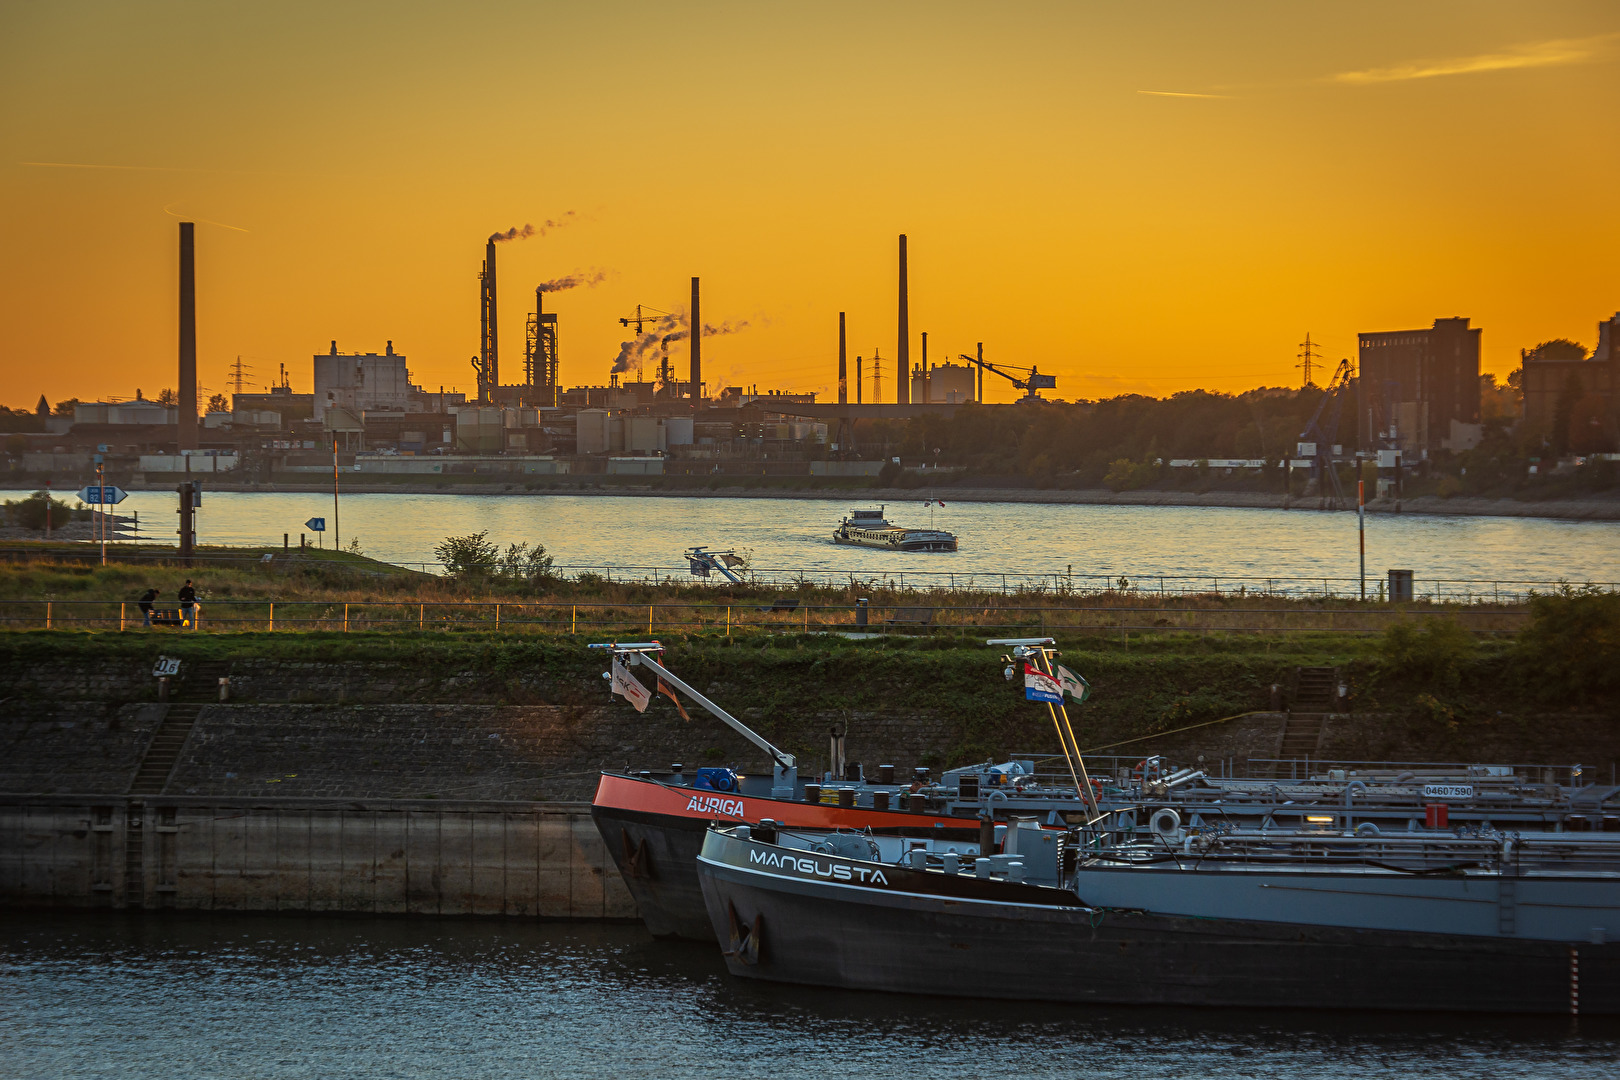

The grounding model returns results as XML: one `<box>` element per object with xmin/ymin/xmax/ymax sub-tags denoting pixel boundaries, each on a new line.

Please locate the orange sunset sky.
<box><xmin>2</xmin><ymin>1</ymin><xmax>1618</xmax><ymax>407</ymax></box>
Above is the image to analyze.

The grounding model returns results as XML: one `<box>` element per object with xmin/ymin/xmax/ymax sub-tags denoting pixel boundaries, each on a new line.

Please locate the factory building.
<box><xmin>1520</xmin><ymin>311</ymin><xmax>1620</xmax><ymax>453</ymax></box>
<box><xmin>313</xmin><ymin>341</ymin><xmax>412</xmax><ymax>422</ymax></box>
<box><xmin>1357</xmin><ymin>317</ymin><xmax>1482</xmax><ymax>457</ymax></box>
<box><xmin>911</xmin><ymin>361</ymin><xmax>976</xmax><ymax>404</ymax></box>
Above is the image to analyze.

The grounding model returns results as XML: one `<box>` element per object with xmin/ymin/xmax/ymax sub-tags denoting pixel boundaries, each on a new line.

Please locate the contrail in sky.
<box><xmin>1334</xmin><ymin>33</ymin><xmax>1617</xmax><ymax>83</ymax></box>
<box><xmin>1136</xmin><ymin>90</ymin><xmax>1230</xmax><ymax>98</ymax></box>
<box><xmin>163</xmin><ymin>203</ymin><xmax>249</xmax><ymax>233</ymax></box>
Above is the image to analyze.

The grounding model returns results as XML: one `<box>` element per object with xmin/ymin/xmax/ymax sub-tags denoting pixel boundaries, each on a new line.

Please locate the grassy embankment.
<box><xmin>1</xmin><ymin>615</ymin><xmax>1613</xmax><ymax>771</ymax></box>
<box><xmin>0</xmin><ymin>543</ymin><xmax>1531</xmax><ymax>638</ymax></box>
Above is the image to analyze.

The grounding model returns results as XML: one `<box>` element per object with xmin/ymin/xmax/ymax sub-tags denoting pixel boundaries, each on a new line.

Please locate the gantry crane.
<box><xmin>1297</xmin><ymin>358</ymin><xmax>1354</xmax><ymax>508</ymax></box>
<box><xmin>958</xmin><ymin>350</ymin><xmax>1057</xmax><ymax>402</ymax></box>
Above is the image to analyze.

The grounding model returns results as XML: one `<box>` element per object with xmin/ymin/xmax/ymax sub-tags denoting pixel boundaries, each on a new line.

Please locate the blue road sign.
<box><xmin>305</xmin><ymin>517</ymin><xmax>326</xmax><ymax>531</ymax></box>
<box><xmin>78</xmin><ymin>485</ymin><xmax>128</xmax><ymax>505</ymax></box>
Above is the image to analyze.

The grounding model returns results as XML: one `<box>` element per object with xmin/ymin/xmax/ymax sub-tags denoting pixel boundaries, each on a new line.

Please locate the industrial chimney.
<box><xmin>896</xmin><ymin>234</ymin><xmax>910</xmax><ymax>405</ymax></box>
<box><xmin>478</xmin><ymin>240</ymin><xmax>499</xmax><ymax>401</ymax></box>
<box><xmin>177</xmin><ymin>222</ymin><xmax>198</xmax><ymax>450</ymax></box>
<box><xmin>690</xmin><ymin>276</ymin><xmax>701</xmax><ymax>402</ymax></box>
<box><xmin>838</xmin><ymin>312</ymin><xmax>848</xmax><ymax>405</ymax></box>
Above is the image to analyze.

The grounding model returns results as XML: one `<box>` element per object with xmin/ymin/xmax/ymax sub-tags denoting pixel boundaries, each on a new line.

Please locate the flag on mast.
<box><xmin>657</xmin><ymin>676</ymin><xmax>691</xmax><ymax>721</ymax></box>
<box><xmin>1055</xmin><ymin>665</ymin><xmax>1091</xmax><ymax>703</ymax></box>
<box><xmin>1024</xmin><ymin>662</ymin><xmax>1063</xmax><ymax>704</ymax></box>
<box><xmin>611</xmin><ymin>658</ymin><xmax>652</xmax><ymax>712</ymax></box>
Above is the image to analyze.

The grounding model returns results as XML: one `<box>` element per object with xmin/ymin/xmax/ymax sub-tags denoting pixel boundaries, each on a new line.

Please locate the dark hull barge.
<box><xmin>696</xmin><ymin>826</ymin><xmax>1620</xmax><ymax>1015</ymax></box>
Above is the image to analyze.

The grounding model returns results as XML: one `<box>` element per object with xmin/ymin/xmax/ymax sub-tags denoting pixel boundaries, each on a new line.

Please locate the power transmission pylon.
<box><xmin>229</xmin><ymin>356</ymin><xmax>254</xmax><ymax>395</ymax></box>
<box><xmin>1296</xmin><ymin>333</ymin><xmax>1322</xmax><ymax>388</ymax></box>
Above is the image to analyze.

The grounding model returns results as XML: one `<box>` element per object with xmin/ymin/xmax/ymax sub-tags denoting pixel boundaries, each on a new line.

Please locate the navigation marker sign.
<box><xmin>78</xmin><ymin>485</ymin><xmax>128</xmax><ymax>505</ymax></box>
<box><xmin>305</xmin><ymin>517</ymin><xmax>326</xmax><ymax>532</ymax></box>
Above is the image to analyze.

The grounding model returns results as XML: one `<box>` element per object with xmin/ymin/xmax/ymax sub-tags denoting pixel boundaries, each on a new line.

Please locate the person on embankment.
<box><xmin>137</xmin><ymin>587</ymin><xmax>159</xmax><ymax>628</ymax></box>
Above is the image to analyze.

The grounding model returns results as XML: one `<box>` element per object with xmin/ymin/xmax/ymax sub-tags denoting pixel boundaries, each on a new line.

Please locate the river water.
<box><xmin>10</xmin><ymin>488</ymin><xmax>1619</xmax><ymax>591</ymax></box>
<box><xmin>3</xmin><ymin>914</ymin><xmax>1614</xmax><ymax>1079</ymax></box>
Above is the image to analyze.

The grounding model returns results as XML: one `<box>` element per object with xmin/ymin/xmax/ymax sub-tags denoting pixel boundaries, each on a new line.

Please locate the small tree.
<box><xmin>207</xmin><ymin>392</ymin><xmax>230</xmax><ymax>414</ymax></box>
<box><xmin>52</xmin><ymin>398</ymin><xmax>79</xmax><ymax>417</ymax></box>
<box><xmin>156</xmin><ymin>388</ymin><xmax>178</xmax><ymax>407</ymax></box>
<box><xmin>434</xmin><ymin>531</ymin><xmax>500</xmax><ymax>577</ymax></box>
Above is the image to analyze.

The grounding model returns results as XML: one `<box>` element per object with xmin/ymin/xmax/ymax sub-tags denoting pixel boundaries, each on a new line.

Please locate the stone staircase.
<box><xmin>1267</xmin><ymin>666</ymin><xmax>1337</xmax><ymax>777</ymax></box>
<box><xmin>127</xmin><ymin>658</ymin><xmax>231</xmax><ymax>796</ymax></box>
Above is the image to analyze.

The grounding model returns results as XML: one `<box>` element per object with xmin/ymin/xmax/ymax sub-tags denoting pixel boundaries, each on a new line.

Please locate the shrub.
<box><xmin>2</xmin><ymin>491</ymin><xmax>73</xmax><ymax>530</ymax></box>
<box><xmin>1512</xmin><ymin>586</ymin><xmax>1620</xmax><ymax>702</ymax></box>
<box><xmin>877</xmin><ymin>460</ymin><xmax>902</xmax><ymax>485</ymax></box>
<box><xmin>1376</xmin><ymin>617</ymin><xmax>1475</xmax><ymax>688</ymax></box>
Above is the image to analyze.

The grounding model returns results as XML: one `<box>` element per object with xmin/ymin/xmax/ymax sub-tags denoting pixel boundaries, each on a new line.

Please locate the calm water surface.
<box><xmin>3</xmin><ymin>914</ymin><xmax>1615</xmax><ymax>1079</ymax></box>
<box><xmin>10</xmin><ymin>489</ymin><xmax>1619</xmax><ymax>586</ymax></box>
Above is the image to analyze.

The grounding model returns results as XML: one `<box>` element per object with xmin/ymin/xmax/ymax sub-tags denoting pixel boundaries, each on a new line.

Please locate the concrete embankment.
<box><xmin>0</xmin><ymin>796</ymin><xmax>633</xmax><ymax>917</ymax></box>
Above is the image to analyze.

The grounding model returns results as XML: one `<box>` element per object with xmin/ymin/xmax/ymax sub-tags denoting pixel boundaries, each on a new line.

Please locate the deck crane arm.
<box><xmin>589</xmin><ymin>642</ymin><xmax>800</xmax><ymax>796</ymax></box>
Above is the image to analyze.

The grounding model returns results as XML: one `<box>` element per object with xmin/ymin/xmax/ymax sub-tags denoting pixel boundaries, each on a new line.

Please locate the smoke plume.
<box><xmin>538</xmin><ymin>268</ymin><xmax>609</xmax><ymax>293</ymax></box>
<box><xmin>609</xmin><ymin>311</ymin><xmax>754</xmax><ymax>374</ymax></box>
<box><xmin>489</xmin><ymin>210</ymin><xmax>578</xmax><ymax>243</ymax></box>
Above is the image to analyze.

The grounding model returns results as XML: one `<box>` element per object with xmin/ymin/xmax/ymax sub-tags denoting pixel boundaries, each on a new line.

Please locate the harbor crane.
<box><xmin>1296</xmin><ymin>358</ymin><xmax>1353</xmax><ymax>509</ymax></box>
<box><xmin>958</xmin><ymin>351</ymin><xmax>1057</xmax><ymax>402</ymax></box>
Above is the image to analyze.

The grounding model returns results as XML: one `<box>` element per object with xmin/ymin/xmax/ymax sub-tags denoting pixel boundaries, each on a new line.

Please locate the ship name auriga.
<box><xmin>749</xmin><ymin>848</ymin><xmax>890</xmax><ymax>885</ymax></box>
<box><xmin>687</xmin><ymin>795</ymin><xmax>747</xmax><ymax>817</ymax></box>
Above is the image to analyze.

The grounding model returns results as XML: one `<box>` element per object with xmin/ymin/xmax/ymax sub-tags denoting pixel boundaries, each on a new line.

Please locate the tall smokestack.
<box><xmin>921</xmin><ymin>330</ymin><xmax>928</xmax><ymax>405</ymax></box>
<box><xmin>178</xmin><ymin>222</ymin><xmax>198</xmax><ymax>450</ymax></box>
<box><xmin>838</xmin><ymin>312</ymin><xmax>847</xmax><ymax>405</ymax></box>
<box><xmin>479</xmin><ymin>239</ymin><xmax>499</xmax><ymax>401</ymax></box>
<box><xmin>896</xmin><ymin>234</ymin><xmax>910</xmax><ymax>406</ymax></box>
<box><xmin>856</xmin><ymin>356</ymin><xmax>863</xmax><ymax>404</ymax></box>
<box><xmin>690</xmin><ymin>277</ymin><xmax>701</xmax><ymax>402</ymax></box>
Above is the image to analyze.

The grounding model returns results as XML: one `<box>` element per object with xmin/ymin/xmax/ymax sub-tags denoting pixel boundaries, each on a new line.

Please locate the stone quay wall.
<box><xmin>0</xmin><ymin>795</ymin><xmax>635</xmax><ymax>919</ymax></box>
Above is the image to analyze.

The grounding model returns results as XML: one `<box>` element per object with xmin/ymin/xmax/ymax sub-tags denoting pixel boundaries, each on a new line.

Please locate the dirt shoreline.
<box><xmin>38</xmin><ymin>480</ymin><xmax>1620</xmax><ymax>521</ymax></box>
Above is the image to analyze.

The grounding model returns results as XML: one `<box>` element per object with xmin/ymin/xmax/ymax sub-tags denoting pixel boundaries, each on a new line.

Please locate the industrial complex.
<box><xmin>9</xmin><ymin>224</ymin><xmax>1620</xmax><ymax>487</ymax></box>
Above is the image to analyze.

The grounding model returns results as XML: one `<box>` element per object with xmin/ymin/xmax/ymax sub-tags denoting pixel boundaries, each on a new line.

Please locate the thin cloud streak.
<box><xmin>163</xmin><ymin>203</ymin><xmax>249</xmax><ymax>233</ymax></box>
<box><xmin>1334</xmin><ymin>34</ymin><xmax>1617</xmax><ymax>84</ymax></box>
<box><xmin>1137</xmin><ymin>90</ymin><xmax>1230</xmax><ymax>99</ymax></box>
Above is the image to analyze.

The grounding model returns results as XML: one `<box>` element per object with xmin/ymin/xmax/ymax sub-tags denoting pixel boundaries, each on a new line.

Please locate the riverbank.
<box><xmin>16</xmin><ymin>475</ymin><xmax>1620</xmax><ymax>521</ymax></box>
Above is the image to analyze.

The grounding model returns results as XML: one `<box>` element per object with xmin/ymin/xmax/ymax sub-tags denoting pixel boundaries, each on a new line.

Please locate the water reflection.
<box><xmin>4</xmin><ymin>914</ymin><xmax>1615</xmax><ymax>1079</ymax></box>
<box><xmin>6</xmin><ymin>488</ymin><xmax>1617</xmax><ymax>587</ymax></box>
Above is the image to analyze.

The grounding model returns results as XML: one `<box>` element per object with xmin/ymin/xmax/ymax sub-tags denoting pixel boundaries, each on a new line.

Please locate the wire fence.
<box><xmin>1</xmin><ymin>598</ymin><xmax>1535</xmax><ymax>638</ymax></box>
<box><xmin>3</xmin><ymin>546</ymin><xmax>1612</xmax><ymax>603</ymax></box>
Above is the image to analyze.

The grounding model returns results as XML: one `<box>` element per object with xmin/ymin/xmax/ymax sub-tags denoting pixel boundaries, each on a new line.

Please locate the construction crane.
<box><xmin>619</xmin><ymin>305</ymin><xmax>674</xmax><ymax>334</ymax></box>
<box><xmin>1296</xmin><ymin>358</ymin><xmax>1354</xmax><ymax>508</ymax></box>
<box><xmin>957</xmin><ymin>351</ymin><xmax>1057</xmax><ymax>402</ymax></box>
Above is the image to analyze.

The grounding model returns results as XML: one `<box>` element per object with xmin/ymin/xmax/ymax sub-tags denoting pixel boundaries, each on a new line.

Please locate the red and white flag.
<box><xmin>611</xmin><ymin>658</ymin><xmax>652</xmax><ymax>713</ymax></box>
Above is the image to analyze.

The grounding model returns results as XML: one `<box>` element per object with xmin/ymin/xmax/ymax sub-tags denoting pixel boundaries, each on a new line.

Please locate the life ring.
<box><xmin>1149</xmin><ymin>808</ymin><xmax>1181</xmax><ymax>837</ymax></box>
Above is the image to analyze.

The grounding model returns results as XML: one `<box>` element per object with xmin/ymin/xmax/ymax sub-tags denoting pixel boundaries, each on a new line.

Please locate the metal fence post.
<box><xmin>120</xmin><ymin>602</ymin><xmax>126</xmax><ymax>632</ymax></box>
<box><xmin>495</xmin><ymin>603</ymin><xmax>501</xmax><ymax>632</ymax></box>
<box><xmin>648</xmin><ymin>604</ymin><xmax>654</xmax><ymax>635</ymax></box>
<box><xmin>45</xmin><ymin>601</ymin><xmax>51</xmax><ymax>630</ymax></box>
<box><xmin>343</xmin><ymin>603</ymin><xmax>349</xmax><ymax>632</ymax></box>
<box><xmin>571</xmin><ymin>604</ymin><xmax>577</xmax><ymax>635</ymax></box>
<box><xmin>269</xmin><ymin>602</ymin><xmax>274</xmax><ymax>632</ymax></box>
